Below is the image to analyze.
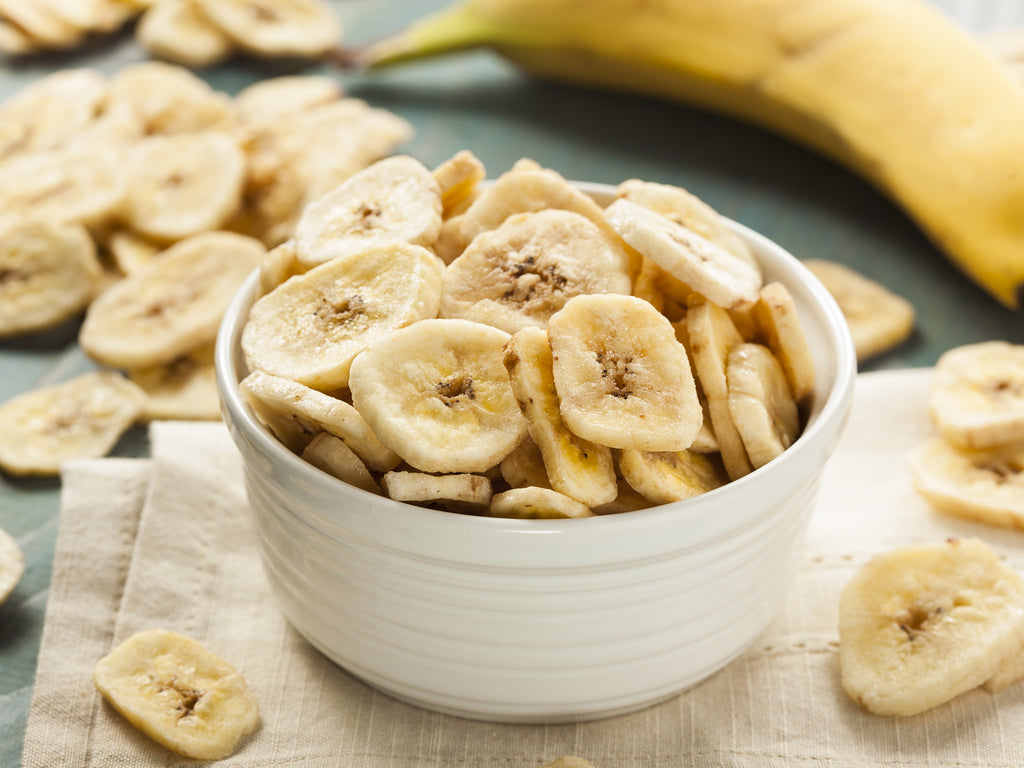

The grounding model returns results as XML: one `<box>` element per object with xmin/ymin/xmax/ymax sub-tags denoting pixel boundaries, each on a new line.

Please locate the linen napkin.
<box><xmin>21</xmin><ymin>369</ymin><xmax>1024</xmax><ymax>767</ymax></box>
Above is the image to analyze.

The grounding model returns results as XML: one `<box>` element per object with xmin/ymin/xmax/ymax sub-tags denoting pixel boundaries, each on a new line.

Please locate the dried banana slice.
<box><xmin>752</xmin><ymin>281</ymin><xmax>815</xmax><ymax>404</ymax></box>
<box><xmin>108</xmin><ymin>61</ymin><xmax>235</xmax><ymax>135</ymax></box>
<box><xmin>293</xmin><ymin>154</ymin><xmax>441</xmax><ymax>269</ymax></box>
<box><xmin>80</xmin><ymin>231</ymin><xmax>265</xmax><ymax>369</ymax></box>
<box><xmin>616</xmin><ymin>178</ymin><xmax>759</xmax><ymax>273</ymax></box>
<box><xmin>488</xmin><ymin>486</ymin><xmax>594</xmax><ymax>519</ymax></box>
<box><xmin>124</xmin><ymin>132</ymin><xmax>246</xmax><ymax>242</ymax></box>
<box><xmin>540</xmin><ymin>757</ymin><xmax>597</xmax><ymax>768</ymax></box>
<box><xmin>499</xmin><ymin>437</ymin><xmax>552</xmax><ymax>490</ymax></box>
<box><xmin>0</xmin><ymin>372</ymin><xmax>145</xmax><ymax>476</ymax></box>
<box><xmin>910</xmin><ymin>439</ymin><xmax>1024</xmax><ymax>530</ymax></box>
<box><xmin>928</xmin><ymin>341</ymin><xmax>1024</xmax><ymax>451</ymax></box>
<box><xmin>233</xmin><ymin>75</ymin><xmax>343</xmax><ymax>124</ymax></box>
<box><xmin>0</xmin><ymin>525</ymin><xmax>24</xmax><ymax>606</ymax></box>
<box><xmin>241</xmin><ymin>241</ymin><xmax>443</xmax><ymax>391</ymax></box>
<box><xmin>618</xmin><ymin>449</ymin><xmax>727</xmax><ymax>506</ymax></box>
<box><xmin>802</xmin><ymin>259</ymin><xmax>915</xmax><ymax>364</ymax></box>
<box><xmin>726</xmin><ymin>343</ymin><xmax>800</xmax><ymax>470</ymax></box>
<box><xmin>604</xmin><ymin>197</ymin><xmax>762</xmax><ymax>311</ymax></box>
<box><xmin>0</xmin><ymin>68</ymin><xmax>108</xmax><ymax>161</ymax></box>
<box><xmin>348</xmin><ymin>318</ymin><xmax>528</xmax><ymax>474</ymax></box>
<box><xmin>105</xmin><ymin>229</ymin><xmax>161</xmax><ymax>276</ymax></box>
<box><xmin>503</xmin><ymin>326</ymin><xmax>617</xmax><ymax>507</ymax></box>
<box><xmin>839</xmin><ymin>538</ymin><xmax>1024</xmax><ymax>716</ymax></box>
<box><xmin>0</xmin><ymin>141</ymin><xmax>127</xmax><ymax>230</ymax></box>
<box><xmin>685</xmin><ymin>293</ymin><xmax>753</xmax><ymax>480</ymax></box>
<box><xmin>548</xmin><ymin>293</ymin><xmax>702</xmax><ymax>452</ymax></box>
<box><xmin>441</xmin><ymin>209</ymin><xmax>634</xmax><ymax>333</ymax></box>
<box><xmin>240</xmin><ymin>370</ymin><xmax>400</xmax><ymax>472</ymax></box>
<box><xmin>93</xmin><ymin>629</ymin><xmax>258</xmax><ymax>761</ymax></box>
<box><xmin>136</xmin><ymin>0</ymin><xmax>234</xmax><ymax>68</ymax></box>
<box><xmin>0</xmin><ymin>220</ymin><xmax>102</xmax><ymax>339</ymax></box>
<box><xmin>195</xmin><ymin>0</ymin><xmax>340</xmax><ymax>59</ymax></box>
<box><xmin>432</xmin><ymin>149</ymin><xmax>486</xmax><ymax>218</ymax></box>
<box><xmin>128</xmin><ymin>343</ymin><xmax>220</xmax><ymax>422</ymax></box>
<box><xmin>381</xmin><ymin>470</ymin><xmax>493</xmax><ymax>510</ymax></box>
<box><xmin>457</xmin><ymin>163</ymin><xmax>611</xmax><ymax>244</ymax></box>
<box><xmin>0</xmin><ymin>0</ymin><xmax>83</xmax><ymax>49</ymax></box>
<box><xmin>301</xmin><ymin>432</ymin><xmax>380</xmax><ymax>494</ymax></box>
<box><xmin>257</xmin><ymin>238</ymin><xmax>300</xmax><ymax>296</ymax></box>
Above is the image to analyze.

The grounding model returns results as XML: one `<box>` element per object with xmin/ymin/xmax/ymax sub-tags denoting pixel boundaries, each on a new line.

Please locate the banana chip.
<box><xmin>839</xmin><ymin>538</ymin><xmax>1024</xmax><ymax>716</ymax></box>
<box><xmin>547</xmin><ymin>293</ymin><xmax>702</xmax><ymax>452</ymax></box>
<box><xmin>0</xmin><ymin>372</ymin><xmax>145</xmax><ymax>476</ymax></box>
<box><xmin>0</xmin><ymin>220</ymin><xmax>102</xmax><ymax>339</ymax></box>
<box><xmin>929</xmin><ymin>341</ymin><xmax>1024</xmax><ymax>451</ymax></box>
<box><xmin>93</xmin><ymin>629</ymin><xmax>259</xmax><ymax>761</ymax></box>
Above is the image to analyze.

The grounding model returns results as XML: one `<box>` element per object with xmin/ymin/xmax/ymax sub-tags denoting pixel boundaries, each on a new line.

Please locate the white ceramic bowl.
<box><xmin>215</xmin><ymin>181</ymin><xmax>857</xmax><ymax>723</ymax></box>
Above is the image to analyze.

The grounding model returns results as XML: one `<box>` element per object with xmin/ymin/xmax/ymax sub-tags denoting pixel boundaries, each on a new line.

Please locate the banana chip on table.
<box><xmin>0</xmin><ymin>525</ymin><xmax>24</xmax><ymax>606</ymax></box>
<box><xmin>928</xmin><ymin>341</ymin><xmax>1024</xmax><ymax>451</ymax></box>
<box><xmin>910</xmin><ymin>341</ymin><xmax>1024</xmax><ymax>529</ymax></box>
<box><xmin>802</xmin><ymin>258</ymin><xmax>915</xmax><ymax>364</ymax></box>
<box><xmin>0</xmin><ymin>220</ymin><xmax>103</xmax><ymax>339</ymax></box>
<box><xmin>93</xmin><ymin>629</ymin><xmax>258</xmax><ymax>761</ymax></box>
<box><xmin>910</xmin><ymin>440</ymin><xmax>1024</xmax><ymax>530</ymax></box>
<box><xmin>0</xmin><ymin>371</ymin><xmax>145</xmax><ymax>476</ymax></box>
<box><xmin>839</xmin><ymin>538</ymin><xmax>1024</xmax><ymax>716</ymax></box>
<box><xmin>127</xmin><ymin>343</ymin><xmax>221</xmax><ymax>422</ymax></box>
<box><xmin>80</xmin><ymin>231</ymin><xmax>265</xmax><ymax>370</ymax></box>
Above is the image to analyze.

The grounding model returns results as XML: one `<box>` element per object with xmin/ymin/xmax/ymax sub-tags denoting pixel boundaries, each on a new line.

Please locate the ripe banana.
<box><xmin>355</xmin><ymin>0</ymin><xmax>1024</xmax><ymax>310</ymax></box>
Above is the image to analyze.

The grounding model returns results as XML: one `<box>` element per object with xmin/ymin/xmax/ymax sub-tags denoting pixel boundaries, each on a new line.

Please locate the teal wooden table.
<box><xmin>2</xmin><ymin>1</ymin><xmax>1024</xmax><ymax>763</ymax></box>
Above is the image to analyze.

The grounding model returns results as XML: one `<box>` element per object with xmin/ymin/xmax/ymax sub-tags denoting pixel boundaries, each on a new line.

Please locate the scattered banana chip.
<box><xmin>548</xmin><ymin>294</ymin><xmax>702</xmax><ymax>452</ymax></box>
<box><xmin>802</xmin><ymin>259</ymin><xmax>915</xmax><ymax>364</ymax></box>
<box><xmin>124</xmin><ymin>132</ymin><xmax>247</xmax><ymax>242</ymax></box>
<box><xmin>93</xmin><ymin>629</ymin><xmax>259</xmax><ymax>761</ymax></box>
<box><xmin>0</xmin><ymin>220</ymin><xmax>102</xmax><ymax>339</ymax></box>
<box><xmin>348</xmin><ymin>318</ymin><xmax>528</xmax><ymax>474</ymax></box>
<box><xmin>0</xmin><ymin>0</ymin><xmax>341</xmax><ymax>63</ymax></box>
<box><xmin>910</xmin><ymin>440</ymin><xmax>1024</xmax><ymax>530</ymax></box>
<box><xmin>0</xmin><ymin>525</ymin><xmax>24</xmax><ymax>606</ymax></box>
<box><xmin>194</xmin><ymin>0</ymin><xmax>340</xmax><ymax>59</ymax></box>
<box><xmin>928</xmin><ymin>341</ymin><xmax>1024</xmax><ymax>451</ymax></box>
<box><xmin>136</xmin><ymin>0</ymin><xmax>234</xmax><ymax>69</ymax></box>
<box><xmin>80</xmin><ymin>231</ymin><xmax>265</xmax><ymax>370</ymax></box>
<box><xmin>128</xmin><ymin>343</ymin><xmax>221</xmax><ymax>422</ymax></box>
<box><xmin>838</xmin><ymin>538</ymin><xmax>1024</xmax><ymax>716</ymax></box>
<box><xmin>0</xmin><ymin>371</ymin><xmax>145</xmax><ymax>476</ymax></box>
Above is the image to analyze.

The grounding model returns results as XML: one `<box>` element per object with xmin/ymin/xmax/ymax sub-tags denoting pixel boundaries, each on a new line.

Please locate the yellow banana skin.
<box><xmin>357</xmin><ymin>0</ymin><xmax>1024</xmax><ymax>310</ymax></box>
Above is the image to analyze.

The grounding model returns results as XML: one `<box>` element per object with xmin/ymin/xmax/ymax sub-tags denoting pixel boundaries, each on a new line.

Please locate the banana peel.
<box><xmin>351</xmin><ymin>0</ymin><xmax>1024</xmax><ymax>311</ymax></box>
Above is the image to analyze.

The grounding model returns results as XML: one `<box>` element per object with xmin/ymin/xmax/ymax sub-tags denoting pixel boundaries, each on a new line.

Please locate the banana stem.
<box><xmin>350</xmin><ymin>3</ymin><xmax>500</xmax><ymax>69</ymax></box>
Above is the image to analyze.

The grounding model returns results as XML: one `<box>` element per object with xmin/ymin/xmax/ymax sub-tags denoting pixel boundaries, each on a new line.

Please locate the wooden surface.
<box><xmin>2</xmin><ymin>1</ymin><xmax>1024</xmax><ymax>763</ymax></box>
